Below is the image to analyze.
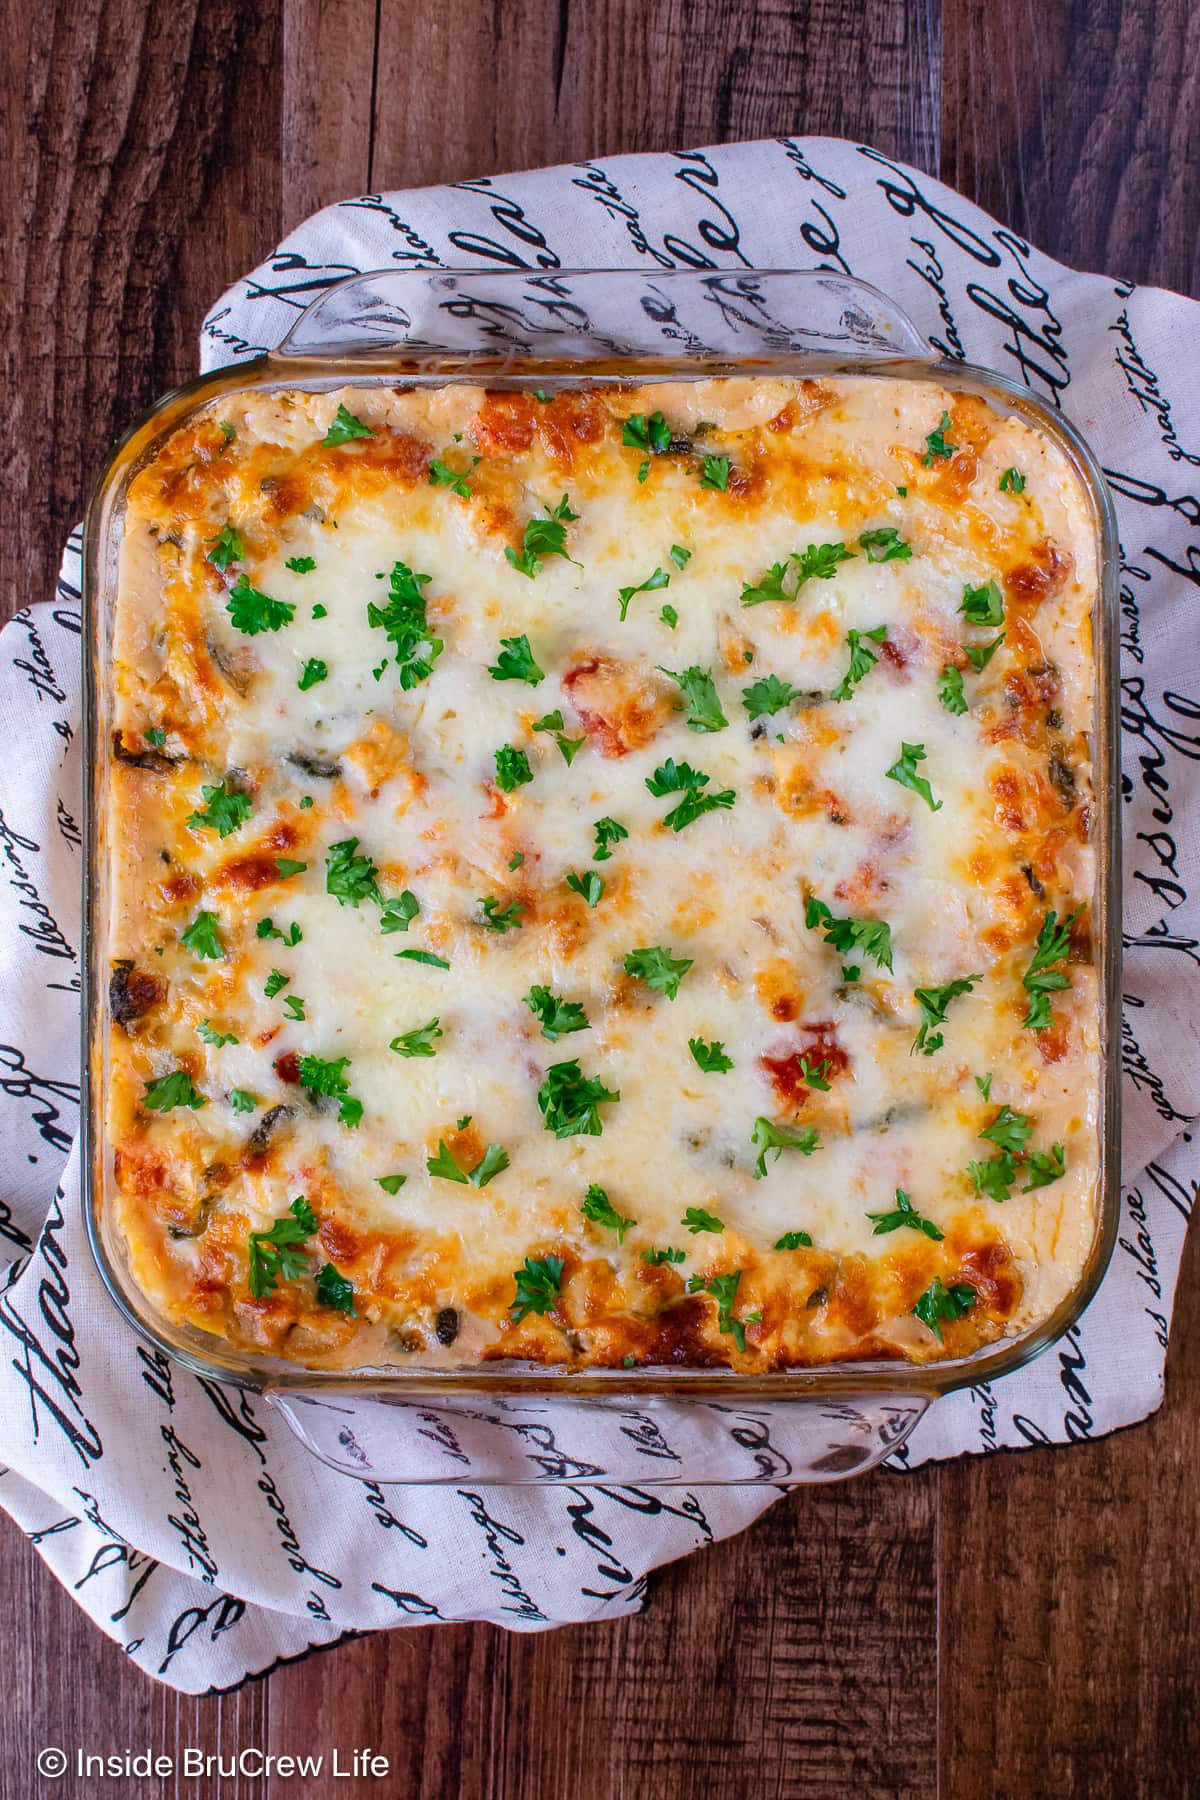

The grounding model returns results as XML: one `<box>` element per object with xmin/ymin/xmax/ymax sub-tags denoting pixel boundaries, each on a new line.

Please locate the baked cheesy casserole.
<box><xmin>105</xmin><ymin>376</ymin><xmax>1100</xmax><ymax>1371</ymax></box>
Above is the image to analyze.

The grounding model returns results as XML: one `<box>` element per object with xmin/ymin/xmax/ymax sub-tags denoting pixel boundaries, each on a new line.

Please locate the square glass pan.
<box><xmin>80</xmin><ymin>270</ymin><xmax>1121</xmax><ymax>1482</ymax></box>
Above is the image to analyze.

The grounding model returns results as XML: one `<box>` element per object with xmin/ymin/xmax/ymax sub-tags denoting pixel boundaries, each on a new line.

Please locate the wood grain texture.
<box><xmin>2</xmin><ymin>0</ymin><xmax>1198</xmax><ymax>1794</ymax></box>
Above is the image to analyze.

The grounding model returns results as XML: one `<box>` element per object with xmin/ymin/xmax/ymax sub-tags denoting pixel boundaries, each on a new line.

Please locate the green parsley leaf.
<box><xmin>367</xmin><ymin>559</ymin><xmax>443</xmax><ymax>689</ymax></box>
<box><xmin>218</xmin><ymin>420</ymin><xmax>236</xmax><ymax>443</ymax></box>
<box><xmin>637</xmin><ymin>459</ymin><xmax>650</xmax><ymax>483</ymax></box>
<box><xmin>377</xmin><ymin>1174</ymin><xmax>407</xmax><ymax>1195</ymax></box>
<box><xmin>622</xmin><ymin>411</ymin><xmax>671</xmax><ymax>454</ymax></box>
<box><xmin>751</xmin><ymin>1116</ymin><xmax>820</xmax><ymax>1179</ymax></box>
<box><xmin>143</xmin><ymin>1070</ymin><xmax>206</xmax><ymax>1112</ymax></box>
<box><xmin>641</xmin><ymin>1247</ymin><xmax>686</xmax><ymax>1266</ymax></box>
<box><xmin>323</xmin><ymin>403</ymin><xmax>373</xmax><ymax>446</ymax></box>
<box><xmin>938</xmin><ymin>665</ymin><xmax>968</xmax><ymax>715</ymax></box>
<box><xmin>285</xmin><ymin>555</ymin><xmax>316</xmax><ymax>573</ymax></box>
<box><xmin>796</xmin><ymin>541</ymin><xmax>855</xmax><ymax>582</ymax></box>
<box><xmin>427</xmin><ymin>1139</ymin><xmax>509</xmax><ymax>1187</ymax></box>
<box><xmin>1022</xmin><ymin>906</ymin><xmax>1083</xmax><ymax>1030</ymax></box>
<box><xmin>797</xmin><ymin>1056</ymin><xmax>831</xmax><ymax>1091</ymax></box>
<box><xmin>965</xmin><ymin>632</ymin><xmax>1005</xmax><ymax>672</ymax></box>
<box><xmin>975</xmin><ymin>1071</ymin><xmax>994</xmax><ymax>1100</ymax></box>
<box><xmin>775</xmin><ymin>1230</ymin><xmax>813</xmax><ymax>1250</ymax></box>
<box><xmin>804</xmin><ymin>896</ymin><xmax>894</xmax><ymax>973</ymax></box>
<box><xmin>566</xmin><ymin>870</ymin><xmax>604</xmax><ymax>908</ymax></box>
<box><xmin>618</xmin><ymin>567</ymin><xmax>670</xmax><ymax>622</ymax></box>
<box><xmin>299</xmin><ymin>795</ymin><xmax>313</xmax><ymax>809</ymax></box>
<box><xmin>533</xmin><ymin>709</ymin><xmax>585</xmax><ymax>764</ymax></box>
<box><xmin>297</xmin><ymin>657</ymin><xmax>328</xmax><ymax>691</ymax></box>
<box><xmin>429</xmin><ymin>455</ymin><xmax>480</xmax><ymax>497</ymax></box>
<box><xmin>264</xmin><ymin>969</ymin><xmax>289</xmax><ymax>999</ymax></box>
<box><xmin>508</xmin><ymin>852</ymin><xmax>524</xmax><ymax>871</ymax></box>
<box><xmin>390</xmin><ymin>1018</ymin><xmax>442</xmax><ymax>1058</ymax></box>
<box><xmin>523</xmin><ymin>985</ymin><xmax>589</xmax><ymax>1042</ymax></box>
<box><xmin>396</xmin><ymin>948</ymin><xmax>450</xmax><ymax>969</ymax></box>
<box><xmin>315</xmin><ymin>1263</ymin><xmax>356</xmax><ymax>1314</ymax></box>
<box><xmin>913</xmin><ymin>1276</ymin><xmax>975</xmax><ymax>1341</ymax></box>
<box><xmin>257</xmin><ymin>917</ymin><xmax>301</xmax><ymax>946</ymax></box>
<box><xmin>297</xmin><ymin>1054</ymin><xmax>362</xmax><ymax>1126</ymax></box>
<box><xmin>582</xmin><ymin>1183</ymin><xmax>635</xmax><ymax>1243</ymax></box>
<box><xmin>742</xmin><ymin>673</ymin><xmax>800</xmax><ymax>719</ymax></box>
<box><xmin>186</xmin><ymin>780</ymin><xmax>251</xmax><ymax>839</ymax></box>
<box><xmin>144</xmin><ymin>727</ymin><xmax>166</xmax><ymax>747</ymax></box>
<box><xmin>326</xmin><ymin>838</ymin><xmax>380</xmax><ymax>907</ymax></box>
<box><xmin>960</xmin><ymin>580</ymin><xmax>1005</xmax><ymax>626</ymax></box>
<box><xmin>660</xmin><ymin>604</ymin><xmax>679</xmax><ymax>629</ymax></box>
<box><xmin>505</xmin><ymin>496</ymin><xmax>580</xmax><ymax>579</ymax></box>
<box><xmin>592</xmin><ymin>816</ymin><xmax>628</xmax><ymax>861</ymax></box>
<box><xmin>509</xmin><ymin>1254</ymin><xmax>564</xmax><ymax>1322</ymax></box>
<box><xmin>226</xmin><ymin>574</ymin><xmax>295</xmax><ymax>636</ymax></box>
<box><xmin>229</xmin><ymin>1088</ymin><xmax>257</xmax><ymax>1114</ymax></box>
<box><xmin>886</xmin><ymin>741</ymin><xmax>943</xmax><ymax>811</ymax></box>
<box><xmin>471</xmin><ymin>1142</ymin><xmax>510</xmax><ymax>1188</ymax></box>
<box><xmin>689</xmin><ymin>1037</ymin><xmax>734</xmax><ymax>1073</ymax></box>
<box><xmin>537</xmin><ymin>1059</ymin><xmax>620</xmax><ymax>1138</ymax></box>
<box><xmin>683</xmin><ymin>1206</ymin><xmax>724</xmax><ymax>1235</ymax></box>
<box><xmin>180</xmin><ymin>911</ymin><xmax>224</xmax><ymax>960</ymax></box>
<box><xmin>669</xmin><ymin>544</ymin><xmax>692</xmax><ymax>569</ymax></box>
<box><xmin>980</xmin><ymin>1105</ymin><xmax>1032</xmax><ymax>1155</ymax></box>
<box><xmin>859</xmin><ymin>526</ymin><xmax>913</xmax><ymax>563</ymax></box>
<box><xmin>624</xmin><ymin>945</ymin><xmax>693</xmax><ymax>1000</ymax></box>
<box><xmin>999</xmin><ymin>467</ymin><xmax>1026</xmax><ymax>494</ymax></box>
<box><xmin>831</xmin><ymin>625</ymin><xmax>888</xmax><ymax>703</ymax></box>
<box><xmin>912</xmin><ymin>975</ymin><xmax>980</xmax><ymax>1055</ymax></box>
<box><xmin>657</xmin><ymin>663</ymin><xmax>728</xmax><ymax>732</ymax></box>
<box><xmin>1022</xmin><ymin>1143</ymin><xmax>1066</xmax><ymax>1191</ymax></box>
<box><xmin>379</xmin><ymin>891</ymin><xmax>420</xmax><ymax>934</ymax></box>
<box><xmin>487</xmin><ymin>634</ymin><xmax>544</xmax><ymax>685</ymax></box>
<box><xmin>206</xmin><ymin>524</ymin><xmax>244</xmax><ymax>572</ymax></box>
<box><xmin>480</xmin><ymin>896</ymin><xmax>524</xmax><ymax>933</ymax></box>
<box><xmin>275</xmin><ymin>858</ymin><xmax>307</xmax><ymax>878</ymax></box>
<box><xmin>687</xmin><ymin>1270</ymin><xmax>747</xmax><ymax>1350</ymax></box>
<box><xmin>313</xmin><ymin>603</ymin><xmax>328</xmax><ymax>619</ymax></box>
<box><xmin>197</xmin><ymin>1020</ymin><xmax>238</xmax><ymax>1047</ymax></box>
<box><xmin>921</xmin><ymin>411</ymin><xmax>958</xmax><ymax>467</ymax></box>
<box><xmin>700</xmin><ymin>455</ymin><xmax>731</xmax><ymax>491</ymax></box>
<box><xmin>644</xmin><ymin>758</ymin><xmax>735</xmax><ymax>831</ymax></box>
<box><xmin>968</xmin><ymin>1152</ymin><xmax>1018</xmax><ymax>1203</ymax></box>
<box><xmin>866</xmin><ymin>1187</ymin><xmax>944</xmax><ymax>1240</ymax></box>
<box><xmin>740</xmin><ymin>560</ymin><xmax>792</xmax><ymax>606</ymax></box>
<box><xmin>247</xmin><ymin>1196</ymin><xmax>319</xmax><ymax>1298</ymax></box>
<box><xmin>494</xmin><ymin>745</ymin><xmax>533</xmax><ymax>792</ymax></box>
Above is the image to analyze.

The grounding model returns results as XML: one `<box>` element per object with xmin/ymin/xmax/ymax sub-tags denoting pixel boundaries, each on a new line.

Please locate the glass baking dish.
<box><xmin>81</xmin><ymin>269</ymin><xmax>1121</xmax><ymax>1485</ymax></box>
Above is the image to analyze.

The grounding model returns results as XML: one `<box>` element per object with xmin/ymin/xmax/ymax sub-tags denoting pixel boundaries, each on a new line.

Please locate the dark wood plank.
<box><xmin>942</xmin><ymin>0</ymin><xmax>1200</xmax><ymax>299</ymax></box>
<box><xmin>265</xmin><ymin>1469</ymin><xmax>938</xmax><ymax>1800</ymax></box>
<box><xmin>370</xmin><ymin>0</ymin><xmax>941</xmax><ymax>194</ymax></box>
<box><xmin>280</xmin><ymin>0</ymin><xmax>377</xmax><ymax>233</ymax></box>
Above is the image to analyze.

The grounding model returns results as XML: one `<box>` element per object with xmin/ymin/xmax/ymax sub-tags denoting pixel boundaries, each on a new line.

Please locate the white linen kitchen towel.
<box><xmin>1</xmin><ymin>138</ymin><xmax>1197</xmax><ymax>1693</ymax></box>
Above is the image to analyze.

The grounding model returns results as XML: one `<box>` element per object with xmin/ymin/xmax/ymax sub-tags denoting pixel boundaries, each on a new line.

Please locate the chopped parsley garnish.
<box><xmin>999</xmin><ymin>467</ymin><xmax>1026</xmax><ymax>494</ymax></box>
<box><xmin>285</xmin><ymin>555</ymin><xmax>316</xmax><ymax>573</ymax></box>
<box><xmin>740</xmin><ymin>561</ymin><xmax>791</xmax><ymax>607</ymax></box>
<box><xmin>508</xmin><ymin>852</ymin><xmax>524</xmax><ymax>871</ymax></box>
<box><xmin>831</xmin><ymin>625</ymin><xmax>887</xmax><ymax>703</ymax></box>
<box><xmin>480</xmin><ymin>896</ymin><xmax>524</xmax><ymax>933</ymax></box>
<box><xmin>323</xmin><ymin>403</ymin><xmax>373</xmax><ymax>445</ymax></box>
<box><xmin>660</xmin><ymin>604</ymin><xmax>679</xmax><ymax>629</ymax></box>
<box><xmin>618</xmin><ymin>567</ymin><xmax>670</xmax><ymax>622</ymax></box>
<box><xmin>313</xmin><ymin>603</ymin><xmax>328</xmax><ymax>619</ymax></box>
<box><xmin>505</xmin><ymin>494</ymin><xmax>580</xmax><ymax>578</ymax></box>
<box><xmin>938</xmin><ymin>665</ymin><xmax>967</xmax><ymax>715</ymax></box>
<box><xmin>804</xmin><ymin>896</ymin><xmax>894</xmax><ymax>973</ymax></box>
<box><xmin>912</xmin><ymin>975</ymin><xmax>980</xmax><ymax>1055</ymax></box>
<box><xmin>566</xmin><ymin>870</ymin><xmax>604</xmax><ymax>908</ymax></box>
<box><xmin>975</xmin><ymin>1071</ymin><xmax>994</xmax><ymax>1100</ymax></box>
<box><xmin>379</xmin><ymin>891</ymin><xmax>420</xmax><ymax>934</ymax></box>
<box><xmin>258</xmin><ymin>917</ymin><xmax>301</xmax><ymax>946</ymax></box>
<box><xmin>180</xmin><ymin>911</ymin><xmax>224</xmax><ymax>960</ymax></box>
<box><xmin>282</xmin><ymin>996</ymin><xmax>306</xmax><ymax>1021</ymax></box>
<box><xmin>494</xmin><ymin>745</ymin><xmax>533</xmax><ymax>792</ymax></box>
<box><xmin>299</xmin><ymin>796</ymin><xmax>313</xmax><ymax>809</ymax></box>
<box><xmin>186</xmin><ymin>779</ymin><xmax>251</xmax><ymax>838</ymax></box>
<box><xmin>377</xmin><ymin>1174</ymin><xmax>407</xmax><ymax>1195</ymax></box>
<box><xmin>689</xmin><ymin>1037</ymin><xmax>733</xmax><ymax>1073</ymax></box>
<box><xmin>751</xmin><ymin>1117</ymin><xmax>819</xmax><ymax>1180</ymax></box>
<box><xmin>427</xmin><ymin>1139</ymin><xmax>510</xmax><ymax>1187</ymax></box>
<box><xmin>797</xmin><ymin>541</ymin><xmax>856</xmax><ymax>581</ymax></box>
<box><xmin>523</xmin><ymin>985</ymin><xmax>589</xmax><ymax>1042</ymax></box>
<box><xmin>198</xmin><ymin>1020</ymin><xmax>238</xmax><ymax>1047</ymax></box>
<box><xmin>533</xmin><ymin>710</ymin><xmax>585</xmax><ymax>764</ymax></box>
<box><xmin>980</xmin><ymin>1105</ymin><xmax>1032</xmax><ymax>1155</ymax></box>
<box><xmin>960</xmin><ymin>579</ymin><xmax>1005</xmax><ymax>626</ymax></box>
<box><xmin>687</xmin><ymin>1270</ymin><xmax>748</xmax><ymax>1350</ymax></box>
<box><xmin>657</xmin><ymin>663</ymin><xmax>728</xmax><ymax>732</ymax></box>
<box><xmin>487</xmin><ymin>633</ymin><xmax>544</xmax><ymax>685</ymax></box>
<box><xmin>396</xmin><ymin>948</ymin><xmax>450</xmax><ymax>969</ymax></box>
<box><xmin>143</xmin><ymin>1070</ymin><xmax>206</xmax><ymax>1112</ymax></box>
<box><xmin>775</xmin><ymin>1230</ymin><xmax>813</xmax><ymax>1250</ymax></box>
<box><xmin>226</xmin><ymin>574</ymin><xmax>295</xmax><ymax>636</ymax></box>
<box><xmin>592</xmin><ymin>817</ymin><xmax>628</xmax><ymax>861</ymax></box>
<box><xmin>797</xmin><ymin>1056</ymin><xmax>830</xmax><ymax>1091</ymax></box>
<box><xmin>582</xmin><ymin>1183</ymin><xmax>635</xmax><ymax>1242</ymax></box>
<box><xmin>229</xmin><ymin>1088</ymin><xmax>257</xmax><ymax>1113</ymax></box>
<box><xmin>315</xmin><ymin>1263</ymin><xmax>356</xmax><ymax>1314</ymax></box>
<box><xmin>921</xmin><ymin>411</ymin><xmax>958</xmax><ymax>466</ymax></box>
<box><xmin>218</xmin><ymin>420</ymin><xmax>236</xmax><ymax>443</ymax></box>
<box><xmin>699</xmin><ymin>455</ymin><xmax>731</xmax><ymax>491</ymax></box>
<box><xmin>867</xmin><ymin>1188</ymin><xmax>944</xmax><ymax>1240</ymax></box>
<box><xmin>325</xmin><ymin>837</ymin><xmax>380</xmax><ymax>907</ymax></box>
<box><xmin>144</xmin><ymin>727</ymin><xmax>166</xmax><ymax>747</ymax></box>
<box><xmin>1021</xmin><ymin>906</ymin><xmax>1083</xmax><ymax>1030</ymax></box>
<box><xmin>624</xmin><ymin>945</ymin><xmax>694</xmax><ymax>1000</ymax></box>
<box><xmin>669</xmin><ymin>544</ymin><xmax>692</xmax><ymax>569</ymax></box>
<box><xmin>741</xmin><ymin>542</ymin><xmax>855</xmax><ymax>606</ymax></box>
<box><xmin>644</xmin><ymin>758</ymin><xmax>735</xmax><ymax>831</ymax></box>
<box><xmin>247</xmin><ymin>1196</ymin><xmax>318</xmax><ymax>1297</ymax></box>
<box><xmin>965</xmin><ymin>632</ymin><xmax>1005</xmax><ymax>672</ymax></box>
<box><xmin>885</xmin><ymin>741</ymin><xmax>942</xmax><ymax>811</ymax></box>
<box><xmin>206</xmin><ymin>524</ymin><xmax>244</xmax><ymax>571</ymax></box>
<box><xmin>264</xmin><ymin>968</ymin><xmax>289</xmax><ymax>998</ymax></box>
<box><xmin>297</xmin><ymin>1054</ymin><xmax>362</xmax><ymax>1127</ymax></box>
<box><xmin>1022</xmin><ymin>1143</ymin><xmax>1067</xmax><ymax>1190</ymax></box>
<box><xmin>275</xmin><ymin>859</ymin><xmax>307</xmax><ymax>878</ymax></box>
<box><xmin>968</xmin><ymin>1151</ymin><xmax>1018</xmax><ymax>1203</ymax></box>
<box><xmin>390</xmin><ymin>1018</ymin><xmax>443</xmax><ymax>1058</ymax></box>
<box><xmin>367</xmin><ymin>559</ymin><xmax>443</xmax><ymax>688</ymax></box>
<box><xmin>682</xmin><ymin>1206</ymin><xmax>724</xmax><ymax>1235</ymax></box>
<box><xmin>509</xmin><ymin>1254</ymin><xmax>564</xmax><ymax>1322</ymax></box>
<box><xmin>537</xmin><ymin>1059</ymin><xmax>620</xmax><ymax>1138</ymax></box>
<box><xmin>429</xmin><ymin>455</ymin><xmax>480</xmax><ymax>497</ymax></box>
<box><xmin>742</xmin><ymin>673</ymin><xmax>800</xmax><ymax>719</ymax></box>
<box><xmin>913</xmin><ymin>1278</ymin><xmax>975</xmax><ymax>1341</ymax></box>
<box><xmin>859</xmin><ymin>526</ymin><xmax>913</xmax><ymax>563</ymax></box>
<box><xmin>622</xmin><ymin>411</ymin><xmax>671</xmax><ymax>455</ymax></box>
<box><xmin>297</xmin><ymin>657</ymin><xmax>328</xmax><ymax>691</ymax></box>
<box><xmin>641</xmin><ymin>1247</ymin><xmax>686</xmax><ymax>1266</ymax></box>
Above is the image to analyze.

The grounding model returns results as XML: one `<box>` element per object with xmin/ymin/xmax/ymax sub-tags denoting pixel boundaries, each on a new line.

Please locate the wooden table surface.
<box><xmin>3</xmin><ymin>2</ymin><xmax>1198</xmax><ymax>1795</ymax></box>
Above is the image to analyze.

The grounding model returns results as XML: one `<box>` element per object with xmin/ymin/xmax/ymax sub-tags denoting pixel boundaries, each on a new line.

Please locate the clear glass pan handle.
<box><xmin>272</xmin><ymin>268</ymin><xmax>929</xmax><ymax>366</ymax></box>
<box><xmin>265</xmin><ymin>1387</ymin><xmax>929</xmax><ymax>1486</ymax></box>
